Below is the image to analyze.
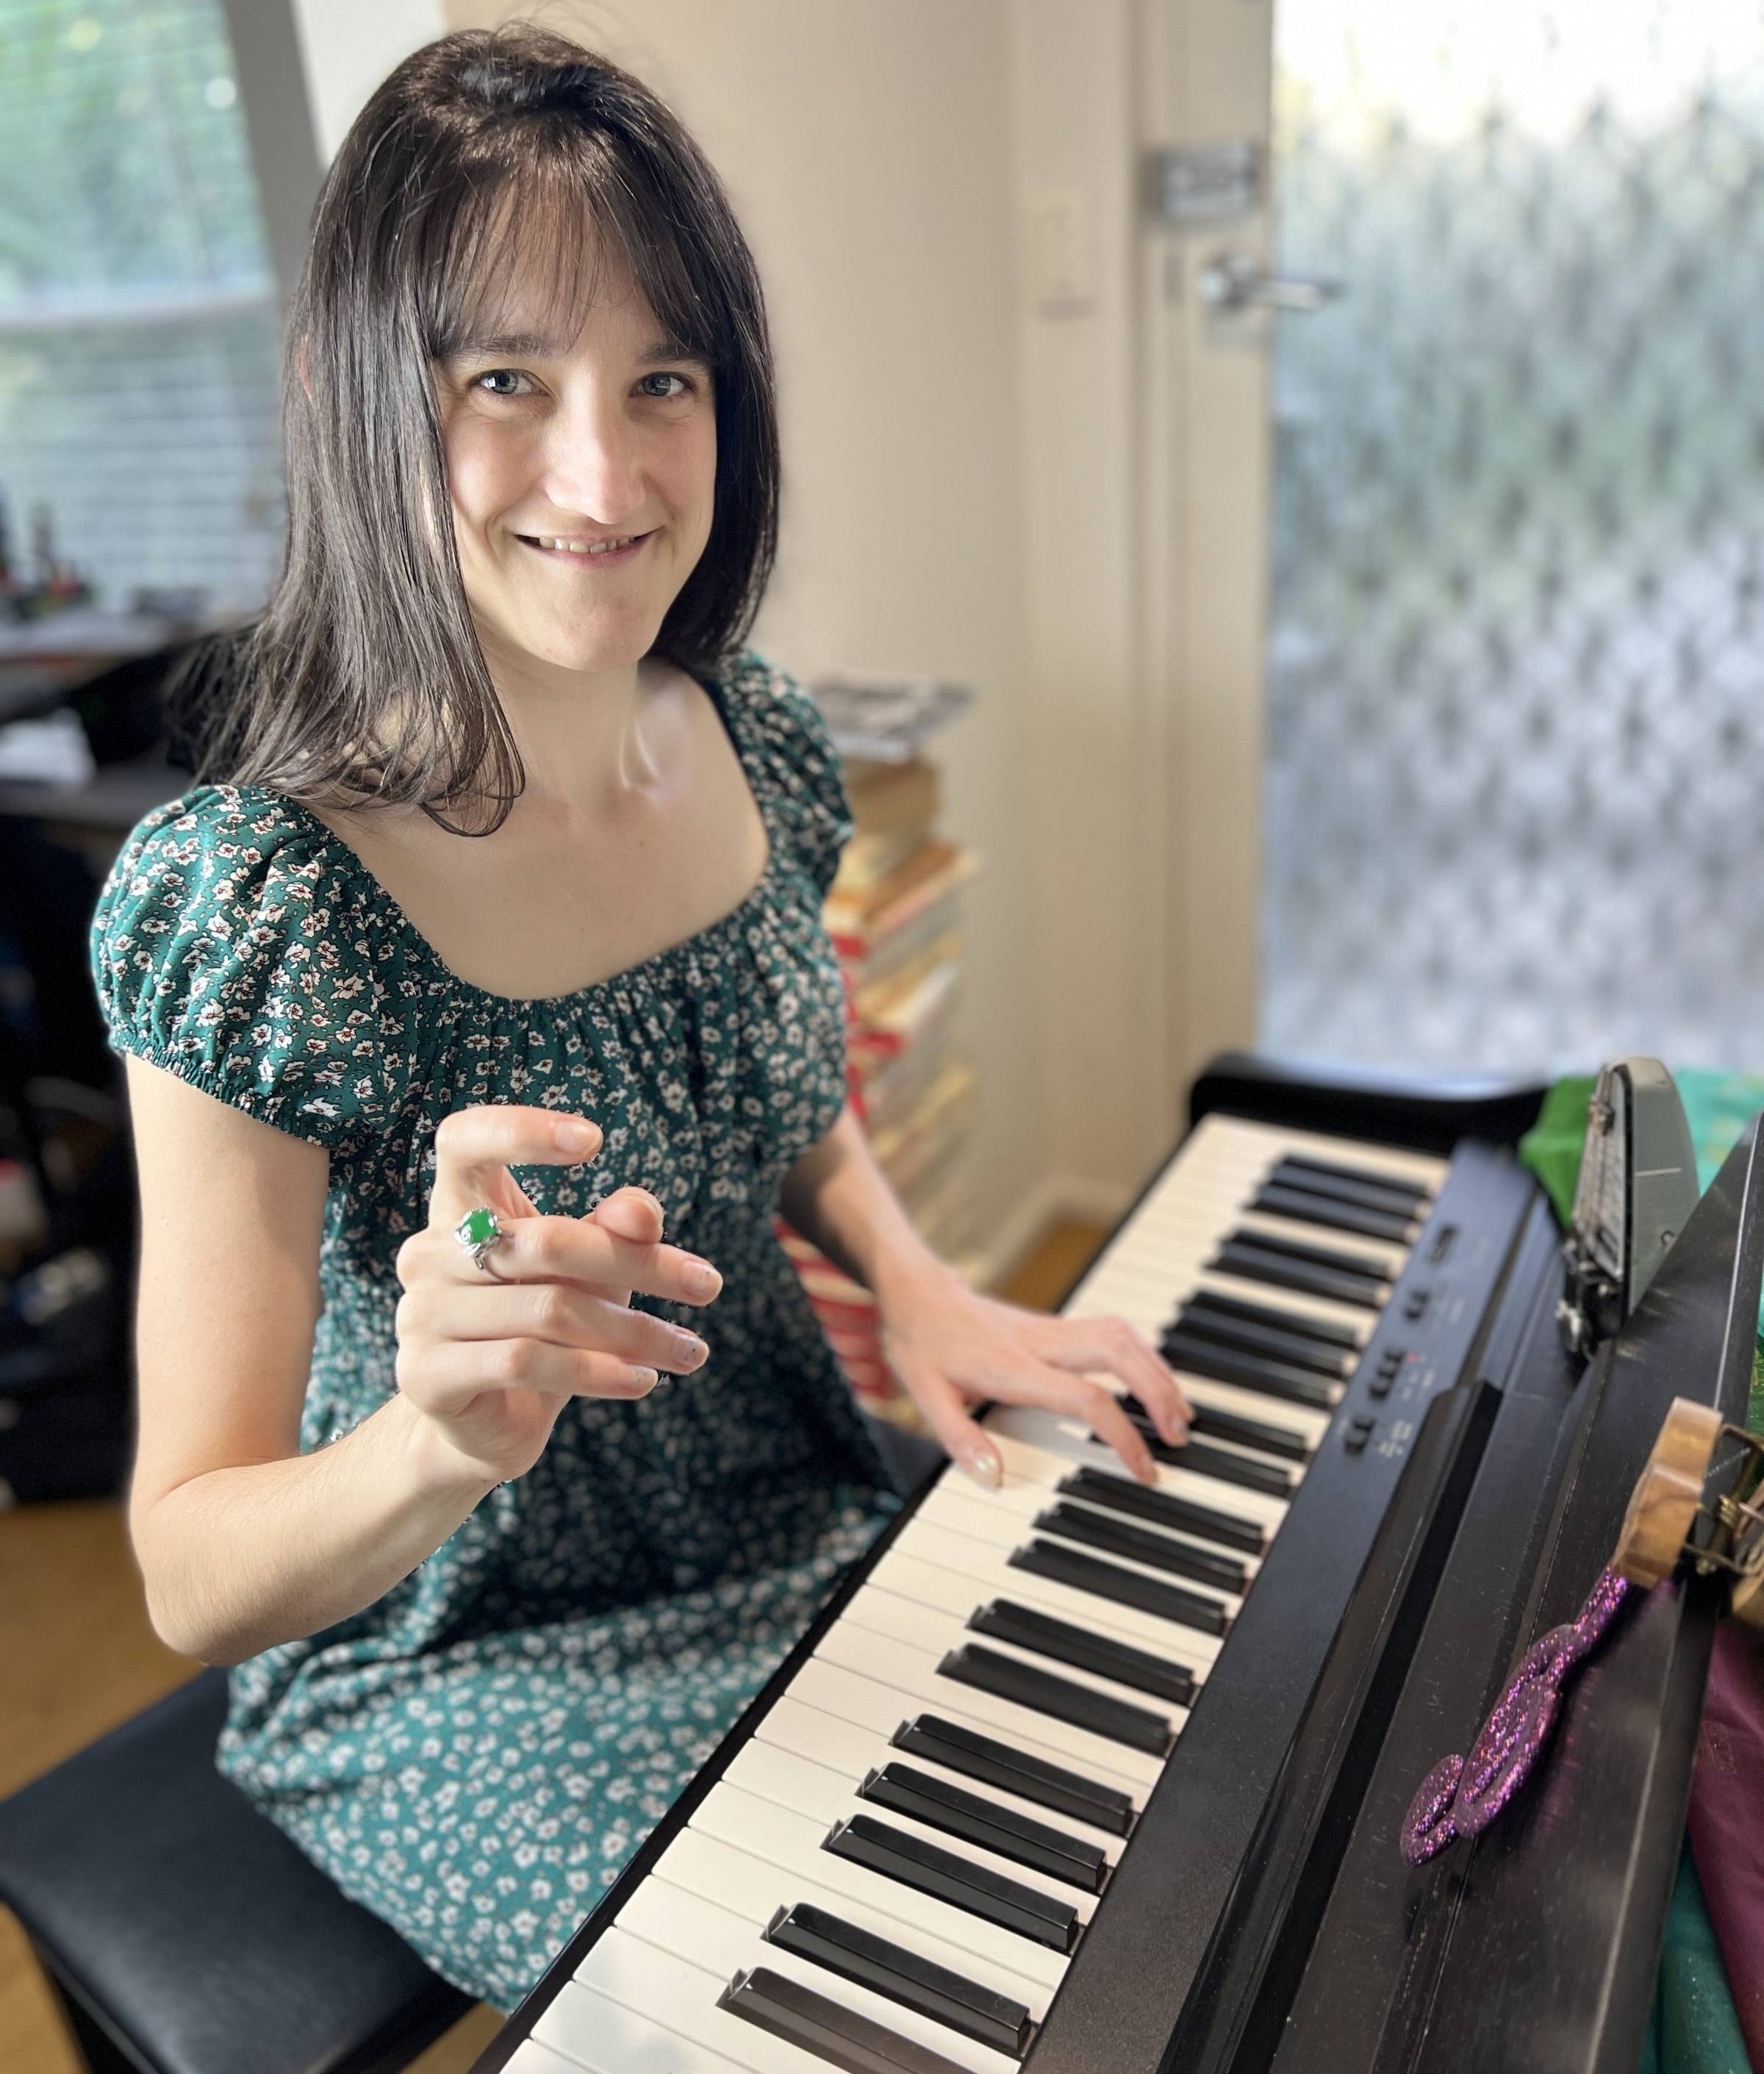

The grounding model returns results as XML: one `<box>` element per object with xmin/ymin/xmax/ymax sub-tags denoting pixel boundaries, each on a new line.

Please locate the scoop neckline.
<box><xmin>241</xmin><ymin>656</ymin><xmax>784</xmax><ymax>1012</ymax></box>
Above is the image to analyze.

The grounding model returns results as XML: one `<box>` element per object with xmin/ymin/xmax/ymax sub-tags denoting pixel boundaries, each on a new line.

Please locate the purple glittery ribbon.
<box><xmin>1400</xmin><ymin>1568</ymin><xmax>1632</xmax><ymax>1867</ymax></box>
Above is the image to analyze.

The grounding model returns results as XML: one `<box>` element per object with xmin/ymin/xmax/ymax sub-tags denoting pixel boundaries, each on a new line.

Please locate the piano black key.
<box><xmin>892</xmin><ymin>1714</ymin><xmax>1135</xmax><ymax>1837</ymax></box>
<box><xmin>1058</xmin><ymin>1465</ymin><xmax>1268</xmax><ymax>1555</ymax></box>
<box><xmin>765</xmin><ymin>1899</ymin><xmax>1036</xmax><ymax>2058</ymax></box>
<box><xmin>1272</xmin><ymin>1152</ymin><xmax>1431</xmax><ymax>1213</ymax></box>
<box><xmin>969</xmin><ymin>1598</ymin><xmax>1196</xmax><ymax>1711</ymax></box>
<box><xmin>862</xmin><ymin>1759</ymin><xmax>1108</xmax><ymax>1892</ymax></box>
<box><xmin>825</xmin><ymin>1812</ymin><xmax>1083</xmax><ymax>1953</ymax></box>
<box><xmin>1009</xmin><ymin>1537</ymin><xmax>1230</xmax><ymax>1637</ymax></box>
<box><xmin>1182</xmin><ymin>1287</ymin><xmax>1362</xmax><ymax>1351</ymax></box>
<box><xmin>1172</xmin><ymin>1299</ymin><xmax>1355</xmax><ymax>1378</ymax></box>
<box><xmin>1253</xmin><ymin>1183</ymin><xmax>1418</xmax><ymax>1245</ymax></box>
<box><xmin>1184</xmin><ymin>1403</ymin><xmax>1313</xmax><ymax>1465</ymax></box>
<box><xmin>1158</xmin><ymin>1328</ymin><xmax>1338</xmax><ymax>1410</ymax></box>
<box><xmin>939</xmin><ymin>1643</ymin><xmax>1175</xmax><ymax>1758</ymax></box>
<box><xmin>1211</xmin><ymin>1239</ymin><xmax>1388</xmax><ymax>1312</ymax></box>
<box><xmin>1032</xmin><ymin>1499</ymin><xmax>1248</xmax><ymax>1597</ymax></box>
<box><xmin>1224</xmin><ymin>1227</ymin><xmax>1394</xmax><ymax>1277</ymax></box>
<box><xmin>1122</xmin><ymin>1390</ymin><xmax>1312</xmax><ymax>1465</ymax></box>
<box><xmin>1149</xmin><ymin>1435</ymin><xmax>1297</xmax><ymax>1499</ymax></box>
<box><xmin>719</xmin><ymin>1963</ymin><xmax>973</xmax><ymax>2074</ymax></box>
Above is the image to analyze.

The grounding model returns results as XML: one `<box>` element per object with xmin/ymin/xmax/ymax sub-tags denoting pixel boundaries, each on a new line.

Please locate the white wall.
<box><xmin>290</xmin><ymin>0</ymin><xmax>1165</xmax><ymax>1265</ymax></box>
<box><xmin>289</xmin><ymin>0</ymin><xmax>448</xmax><ymax>162</ymax></box>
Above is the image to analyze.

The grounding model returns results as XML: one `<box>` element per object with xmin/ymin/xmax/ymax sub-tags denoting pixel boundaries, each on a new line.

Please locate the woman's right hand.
<box><xmin>392</xmin><ymin>1103</ymin><xmax>723</xmax><ymax>1485</ymax></box>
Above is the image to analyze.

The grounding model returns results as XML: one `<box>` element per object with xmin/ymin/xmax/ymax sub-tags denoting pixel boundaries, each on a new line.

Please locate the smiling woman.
<box><xmin>85</xmin><ymin>18</ymin><xmax>1188</xmax><ymax>2027</ymax></box>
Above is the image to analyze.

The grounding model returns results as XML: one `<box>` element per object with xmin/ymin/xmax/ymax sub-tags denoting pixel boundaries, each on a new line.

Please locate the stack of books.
<box><xmin>780</xmin><ymin>753</ymin><xmax>980</xmax><ymax>1427</ymax></box>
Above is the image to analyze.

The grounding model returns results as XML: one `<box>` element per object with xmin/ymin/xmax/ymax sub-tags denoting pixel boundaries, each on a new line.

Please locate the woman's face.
<box><xmin>434</xmin><ymin>249</ymin><xmax>717</xmax><ymax>681</ymax></box>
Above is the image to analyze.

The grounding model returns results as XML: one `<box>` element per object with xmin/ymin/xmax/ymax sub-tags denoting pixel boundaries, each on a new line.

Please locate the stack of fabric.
<box><xmin>780</xmin><ymin>754</ymin><xmax>978</xmax><ymax>1427</ymax></box>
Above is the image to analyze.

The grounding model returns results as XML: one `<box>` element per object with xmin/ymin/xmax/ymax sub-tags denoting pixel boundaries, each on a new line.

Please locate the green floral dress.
<box><xmin>87</xmin><ymin>647</ymin><xmax>897</xmax><ymax>2013</ymax></box>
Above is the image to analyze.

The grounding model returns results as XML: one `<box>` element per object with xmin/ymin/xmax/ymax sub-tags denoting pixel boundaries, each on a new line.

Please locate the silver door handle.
<box><xmin>1194</xmin><ymin>249</ymin><xmax>1344</xmax><ymax>313</ymax></box>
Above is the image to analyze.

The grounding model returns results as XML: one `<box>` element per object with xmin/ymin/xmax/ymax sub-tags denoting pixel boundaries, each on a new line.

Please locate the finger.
<box><xmin>1033</xmin><ymin>1317</ymin><xmax>1194</xmax><ymax>1446</ymax></box>
<box><xmin>429</xmin><ymin>1105</ymin><xmax>601</xmax><ymax>1227</ymax></box>
<box><xmin>402</xmin><ymin>1280</ymin><xmax>710</xmax><ymax>1374</ymax></box>
<box><xmin>997</xmin><ymin>1362</ymin><xmax>1161</xmax><ymax>1485</ymax></box>
<box><xmin>403</xmin><ymin>1337</ymin><xmax>662</xmax><ymax>1414</ymax></box>
<box><xmin>891</xmin><ymin>1357</ymin><xmax>1003</xmax><ymax>1491</ymax></box>
<box><xmin>409</xmin><ymin>1216</ymin><xmax>721</xmax><ymax>1305</ymax></box>
<box><xmin>592</xmin><ymin>1186</ymin><xmax>666</xmax><ymax>1245</ymax></box>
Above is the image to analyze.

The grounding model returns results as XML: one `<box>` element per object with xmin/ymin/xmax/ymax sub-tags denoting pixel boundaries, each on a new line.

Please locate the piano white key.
<box><xmin>647</xmin><ymin>1821</ymin><xmax>1054</xmax><ymax>2016</ymax></box>
<box><xmin>684</xmin><ymin>1781</ymin><xmax>1069</xmax><ymax>1989</ymax></box>
<box><xmin>878</xmin><ymin>1520</ymin><xmax>1225</xmax><ymax>1680</ymax></box>
<box><xmin>543</xmin><ymin>1957</ymin><xmax>809</xmax><ymax>2074</ymax></box>
<box><xmin>980</xmin><ymin>1410</ymin><xmax>1290</xmax><ymax>1536</ymax></box>
<box><xmin>838</xmin><ymin>1582</ymin><xmax>1190</xmax><ymax>1750</ymax></box>
<box><xmin>814</xmin><ymin>1620</ymin><xmax>1163</xmax><ymax>1789</ymax></box>
<box><xmin>722</xmin><ymin>1737</ymin><xmax>1102</xmax><ymax>1922</ymax></box>
<box><xmin>870</xmin><ymin>1540</ymin><xmax>1216</xmax><ymax>1681</ymax></box>
<box><xmin>504</xmin><ymin>2031</ymin><xmax>631</xmax><ymax>2074</ymax></box>
<box><xmin>752</xmin><ymin>1693</ymin><xmax>1127</xmax><ymax>1865</ymax></box>
<box><xmin>917</xmin><ymin>1453</ymin><xmax>1266</xmax><ymax>1586</ymax></box>
<box><xmin>897</xmin><ymin>1494</ymin><xmax>1243</xmax><ymax>1632</ymax></box>
<box><xmin>1071</xmin><ymin>1249</ymin><xmax>1378</xmax><ymax>1346</ymax></box>
<box><xmin>616</xmin><ymin>1870</ymin><xmax>1020</xmax><ymax>2074</ymax></box>
<box><xmin>783</xmin><ymin>1656</ymin><xmax>1144</xmax><ymax>1817</ymax></box>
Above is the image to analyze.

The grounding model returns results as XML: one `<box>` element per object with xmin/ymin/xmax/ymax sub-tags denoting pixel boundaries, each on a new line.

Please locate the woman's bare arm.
<box><xmin>123</xmin><ymin>1055</ymin><xmax>498</xmax><ymax>1665</ymax></box>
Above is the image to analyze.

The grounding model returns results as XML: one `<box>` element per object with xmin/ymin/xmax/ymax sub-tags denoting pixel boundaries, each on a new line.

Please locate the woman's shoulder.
<box><xmin>715</xmin><ymin>647</ymin><xmax>851</xmax><ymax>894</ymax></box>
<box><xmin>88</xmin><ymin>782</ymin><xmax>410</xmax><ymax>1150</ymax></box>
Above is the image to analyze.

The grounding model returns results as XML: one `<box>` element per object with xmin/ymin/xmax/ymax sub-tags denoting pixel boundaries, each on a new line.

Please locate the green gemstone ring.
<box><xmin>454</xmin><ymin>1205</ymin><xmax>504</xmax><ymax>1274</ymax></box>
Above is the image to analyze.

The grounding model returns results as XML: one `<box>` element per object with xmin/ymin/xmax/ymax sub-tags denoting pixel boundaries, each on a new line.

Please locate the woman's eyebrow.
<box><xmin>445</xmin><ymin>331</ymin><xmax>711</xmax><ymax>369</ymax></box>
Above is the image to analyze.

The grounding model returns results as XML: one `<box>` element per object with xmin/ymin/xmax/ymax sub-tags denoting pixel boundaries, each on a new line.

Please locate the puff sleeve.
<box><xmin>739</xmin><ymin>650</ymin><xmax>853</xmax><ymax>900</ymax></box>
<box><xmin>87</xmin><ymin>787</ymin><xmax>411</xmax><ymax>1155</ymax></box>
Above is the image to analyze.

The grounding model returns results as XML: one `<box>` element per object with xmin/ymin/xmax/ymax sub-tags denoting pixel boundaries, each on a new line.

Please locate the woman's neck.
<box><xmin>476</xmin><ymin>634</ymin><xmax>675</xmax><ymax>822</ymax></box>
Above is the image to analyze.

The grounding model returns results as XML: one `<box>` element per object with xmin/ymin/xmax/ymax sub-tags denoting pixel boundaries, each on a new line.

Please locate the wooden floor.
<box><xmin>1</xmin><ymin>1220</ymin><xmax>1106</xmax><ymax>2073</ymax></box>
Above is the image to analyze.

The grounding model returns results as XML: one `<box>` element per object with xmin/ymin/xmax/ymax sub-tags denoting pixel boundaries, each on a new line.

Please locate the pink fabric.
<box><xmin>1688</xmin><ymin>1622</ymin><xmax>1764</xmax><ymax>2071</ymax></box>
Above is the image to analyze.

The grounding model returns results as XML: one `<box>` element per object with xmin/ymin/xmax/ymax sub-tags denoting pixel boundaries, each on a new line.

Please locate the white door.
<box><xmin>1144</xmin><ymin>0</ymin><xmax>1764</xmax><ymax>1088</ymax></box>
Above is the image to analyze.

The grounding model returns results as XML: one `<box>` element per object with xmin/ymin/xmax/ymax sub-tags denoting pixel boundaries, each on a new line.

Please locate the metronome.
<box><xmin>1556</xmin><ymin>1057</ymin><xmax>1701</xmax><ymax>1360</ymax></box>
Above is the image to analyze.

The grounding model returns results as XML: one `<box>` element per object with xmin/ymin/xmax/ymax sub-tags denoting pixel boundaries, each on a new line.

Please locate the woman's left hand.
<box><xmin>875</xmin><ymin>1260</ymin><xmax>1192</xmax><ymax>1490</ymax></box>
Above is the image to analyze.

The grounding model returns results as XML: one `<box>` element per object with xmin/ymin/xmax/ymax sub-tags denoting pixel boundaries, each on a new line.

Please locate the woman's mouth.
<box><xmin>517</xmin><ymin>531</ymin><xmax>652</xmax><ymax>567</ymax></box>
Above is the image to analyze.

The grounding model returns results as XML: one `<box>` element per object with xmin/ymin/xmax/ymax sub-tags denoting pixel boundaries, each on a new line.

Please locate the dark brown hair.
<box><xmin>184</xmin><ymin>21</ymin><xmax>780</xmax><ymax>835</ymax></box>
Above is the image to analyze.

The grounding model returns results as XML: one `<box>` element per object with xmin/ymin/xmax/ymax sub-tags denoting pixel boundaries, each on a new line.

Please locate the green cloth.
<box><xmin>1518</xmin><ymin>1068</ymin><xmax>1764</xmax><ymax>2074</ymax></box>
<box><xmin>1638</xmin><ymin>1844</ymin><xmax>1754</xmax><ymax>2074</ymax></box>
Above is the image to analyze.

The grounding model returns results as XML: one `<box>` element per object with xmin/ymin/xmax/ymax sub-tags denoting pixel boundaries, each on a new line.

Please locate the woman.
<box><xmin>88</xmin><ymin>24</ymin><xmax>1191</xmax><ymax>2013</ymax></box>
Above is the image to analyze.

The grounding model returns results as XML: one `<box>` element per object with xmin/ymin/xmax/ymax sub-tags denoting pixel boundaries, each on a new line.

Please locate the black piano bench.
<box><xmin>0</xmin><ymin>1668</ymin><xmax>471</xmax><ymax>2074</ymax></box>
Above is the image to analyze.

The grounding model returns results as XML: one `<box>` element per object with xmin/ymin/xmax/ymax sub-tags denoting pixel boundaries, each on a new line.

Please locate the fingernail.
<box><xmin>960</xmin><ymin>1449</ymin><xmax>1003</xmax><ymax>1490</ymax></box>
<box><xmin>682</xmin><ymin>1258</ymin><xmax>723</xmax><ymax>1300</ymax></box>
<box><xmin>559</xmin><ymin>1122</ymin><xmax>600</xmax><ymax>1155</ymax></box>
<box><xmin>1136</xmin><ymin>1455</ymin><xmax>1159</xmax><ymax>1486</ymax></box>
<box><xmin>667</xmin><ymin>1329</ymin><xmax>708</xmax><ymax>1372</ymax></box>
<box><xmin>631</xmin><ymin>1366</ymin><xmax>660</xmax><ymax>1391</ymax></box>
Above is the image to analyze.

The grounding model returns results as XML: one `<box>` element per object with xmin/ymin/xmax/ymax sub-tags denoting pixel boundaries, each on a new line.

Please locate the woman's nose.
<box><xmin>544</xmin><ymin>401</ymin><xmax>645</xmax><ymax>519</ymax></box>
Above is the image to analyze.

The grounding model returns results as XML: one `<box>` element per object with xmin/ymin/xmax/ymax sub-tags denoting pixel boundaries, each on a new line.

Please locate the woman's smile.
<box><xmin>515</xmin><ymin>528</ymin><xmax>653</xmax><ymax>567</ymax></box>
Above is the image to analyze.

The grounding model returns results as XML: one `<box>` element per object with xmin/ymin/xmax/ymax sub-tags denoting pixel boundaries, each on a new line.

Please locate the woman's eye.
<box><xmin>474</xmin><ymin>368</ymin><xmax>531</xmax><ymax>398</ymax></box>
<box><xmin>639</xmin><ymin>371</ymin><xmax>694</xmax><ymax>401</ymax></box>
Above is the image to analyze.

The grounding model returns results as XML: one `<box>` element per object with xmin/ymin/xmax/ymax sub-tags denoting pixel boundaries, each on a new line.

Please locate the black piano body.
<box><xmin>473</xmin><ymin>1055</ymin><xmax>1763</xmax><ymax>2074</ymax></box>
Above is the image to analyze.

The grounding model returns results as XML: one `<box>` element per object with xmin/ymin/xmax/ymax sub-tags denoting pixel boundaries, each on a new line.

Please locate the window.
<box><xmin>1</xmin><ymin>0</ymin><xmax>285</xmax><ymax>617</ymax></box>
